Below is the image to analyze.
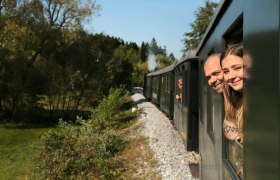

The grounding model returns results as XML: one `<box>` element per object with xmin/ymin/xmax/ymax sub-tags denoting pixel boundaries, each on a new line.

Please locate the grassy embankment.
<box><xmin>0</xmin><ymin>126</ymin><xmax>52</xmax><ymax>179</ymax></box>
<box><xmin>0</xmin><ymin>89</ymin><xmax>160</xmax><ymax>179</ymax></box>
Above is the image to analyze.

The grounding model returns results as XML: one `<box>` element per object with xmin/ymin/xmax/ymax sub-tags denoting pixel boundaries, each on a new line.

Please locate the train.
<box><xmin>143</xmin><ymin>0</ymin><xmax>280</xmax><ymax>179</ymax></box>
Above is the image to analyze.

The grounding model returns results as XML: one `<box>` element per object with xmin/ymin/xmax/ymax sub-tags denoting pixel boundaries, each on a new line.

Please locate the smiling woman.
<box><xmin>221</xmin><ymin>44</ymin><xmax>244</xmax><ymax>92</ymax></box>
<box><xmin>220</xmin><ymin>43</ymin><xmax>244</xmax><ymax>142</ymax></box>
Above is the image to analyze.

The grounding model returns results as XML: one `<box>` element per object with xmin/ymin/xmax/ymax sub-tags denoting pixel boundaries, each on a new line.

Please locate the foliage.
<box><xmin>155</xmin><ymin>54</ymin><xmax>175</xmax><ymax>71</ymax></box>
<box><xmin>90</xmin><ymin>88</ymin><xmax>137</xmax><ymax>132</ymax></box>
<box><xmin>183</xmin><ymin>0</ymin><xmax>218</xmax><ymax>52</ymax></box>
<box><xmin>132</xmin><ymin>61</ymin><xmax>148</xmax><ymax>87</ymax></box>
<box><xmin>0</xmin><ymin>0</ymin><xmax>170</xmax><ymax>123</ymax></box>
<box><xmin>106</xmin><ymin>46</ymin><xmax>134</xmax><ymax>90</ymax></box>
<box><xmin>148</xmin><ymin>38</ymin><xmax>167</xmax><ymax>56</ymax></box>
<box><xmin>0</xmin><ymin>0</ymin><xmax>101</xmax><ymax>118</ymax></box>
<box><xmin>34</xmin><ymin>88</ymin><xmax>137</xmax><ymax>179</ymax></box>
<box><xmin>145</xmin><ymin>38</ymin><xmax>175</xmax><ymax>71</ymax></box>
<box><xmin>140</xmin><ymin>42</ymin><xmax>149</xmax><ymax>62</ymax></box>
<box><xmin>34</xmin><ymin>120</ymin><xmax>126</xmax><ymax>179</ymax></box>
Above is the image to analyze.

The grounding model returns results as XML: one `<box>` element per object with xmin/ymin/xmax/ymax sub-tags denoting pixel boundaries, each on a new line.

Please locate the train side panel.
<box><xmin>159</xmin><ymin>71</ymin><xmax>175</xmax><ymax>118</ymax></box>
<box><xmin>145</xmin><ymin>75</ymin><xmax>153</xmax><ymax>100</ymax></box>
<box><xmin>174</xmin><ymin>58</ymin><xmax>199</xmax><ymax>151</ymax></box>
<box><xmin>197</xmin><ymin>0</ymin><xmax>243</xmax><ymax>179</ymax></box>
<box><xmin>244</xmin><ymin>0</ymin><xmax>280</xmax><ymax>179</ymax></box>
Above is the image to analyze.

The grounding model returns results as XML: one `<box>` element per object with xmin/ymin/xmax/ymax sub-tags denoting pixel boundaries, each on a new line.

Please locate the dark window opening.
<box><xmin>222</xmin><ymin>14</ymin><xmax>243</xmax><ymax>180</ymax></box>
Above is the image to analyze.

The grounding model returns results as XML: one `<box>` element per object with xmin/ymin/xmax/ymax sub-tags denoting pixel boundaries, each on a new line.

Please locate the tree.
<box><xmin>155</xmin><ymin>54</ymin><xmax>175</xmax><ymax>71</ymax></box>
<box><xmin>106</xmin><ymin>45</ymin><xmax>134</xmax><ymax>90</ymax></box>
<box><xmin>0</xmin><ymin>0</ymin><xmax>101</xmax><ymax>118</ymax></box>
<box><xmin>132</xmin><ymin>61</ymin><xmax>148</xmax><ymax>87</ymax></box>
<box><xmin>168</xmin><ymin>53</ymin><xmax>176</xmax><ymax>61</ymax></box>
<box><xmin>19</xmin><ymin>0</ymin><xmax>101</xmax><ymax>67</ymax></box>
<box><xmin>0</xmin><ymin>0</ymin><xmax>17</xmax><ymax>17</ymax></box>
<box><xmin>140</xmin><ymin>42</ymin><xmax>148</xmax><ymax>62</ymax></box>
<box><xmin>149</xmin><ymin>37</ymin><xmax>167</xmax><ymax>56</ymax></box>
<box><xmin>183</xmin><ymin>1</ymin><xmax>218</xmax><ymax>52</ymax></box>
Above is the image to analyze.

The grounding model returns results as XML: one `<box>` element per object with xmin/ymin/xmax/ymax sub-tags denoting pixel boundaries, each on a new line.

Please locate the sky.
<box><xmin>85</xmin><ymin>0</ymin><xmax>219</xmax><ymax>59</ymax></box>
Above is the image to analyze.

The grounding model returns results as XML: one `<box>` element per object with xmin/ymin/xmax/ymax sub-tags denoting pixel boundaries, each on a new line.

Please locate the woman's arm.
<box><xmin>223</xmin><ymin>119</ymin><xmax>240</xmax><ymax>140</ymax></box>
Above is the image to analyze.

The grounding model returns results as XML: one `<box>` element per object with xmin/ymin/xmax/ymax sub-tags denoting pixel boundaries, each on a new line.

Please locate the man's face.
<box><xmin>204</xmin><ymin>56</ymin><xmax>224</xmax><ymax>93</ymax></box>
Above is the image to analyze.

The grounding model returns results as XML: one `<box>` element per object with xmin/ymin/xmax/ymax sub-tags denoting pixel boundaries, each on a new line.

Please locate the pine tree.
<box><xmin>183</xmin><ymin>1</ymin><xmax>218</xmax><ymax>52</ymax></box>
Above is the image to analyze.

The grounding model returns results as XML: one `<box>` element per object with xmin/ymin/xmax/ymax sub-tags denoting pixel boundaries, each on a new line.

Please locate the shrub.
<box><xmin>90</xmin><ymin>88</ymin><xmax>137</xmax><ymax>132</ymax></box>
<box><xmin>33</xmin><ymin>87</ymin><xmax>137</xmax><ymax>179</ymax></box>
<box><xmin>34</xmin><ymin>120</ymin><xmax>126</xmax><ymax>179</ymax></box>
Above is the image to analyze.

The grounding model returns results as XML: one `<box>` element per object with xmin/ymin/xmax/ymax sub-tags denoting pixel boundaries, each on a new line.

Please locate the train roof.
<box><xmin>174</xmin><ymin>50</ymin><xmax>198</xmax><ymax>68</ymax></box>
<box><xmin>146</xmin><ymin>50</ymin><xmax>199</xmax><ymax>77</ymax></box>
<box><xmin>196</xmin><ymin>0</ymin><xmax>228</xmax><ymax>55</ymax></box>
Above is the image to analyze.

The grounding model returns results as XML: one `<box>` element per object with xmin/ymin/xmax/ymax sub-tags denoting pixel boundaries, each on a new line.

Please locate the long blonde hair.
<box><xmin>221</xmin><ymin>43</ymin><xmax>244</xmax><ymax>142</ymax></box>
<box><xmin>223</xmin><ymin>83</ymin><xmax>243</xmax><ymax>142</ymax></box>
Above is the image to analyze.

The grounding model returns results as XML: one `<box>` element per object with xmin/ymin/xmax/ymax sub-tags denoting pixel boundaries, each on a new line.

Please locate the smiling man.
<box><xmin>203</xmin><ymin>53</ymin><xmax>223</xmax><ymax>94</ymax></box>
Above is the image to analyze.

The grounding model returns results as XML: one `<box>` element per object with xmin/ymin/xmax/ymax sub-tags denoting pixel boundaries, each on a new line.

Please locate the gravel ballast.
<box><xmin>131</xmin><ymin>88</ymin><xmax>200</xmax><ymax>180</ymax></box>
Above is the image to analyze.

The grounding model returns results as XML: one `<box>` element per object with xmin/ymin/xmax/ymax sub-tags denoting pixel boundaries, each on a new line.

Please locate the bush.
<box><xmin>34</xmin><ymin>120</ymin><xmax>126</xmax><ymax>179</ymax></box>
<box><xmin>33</xmin><ymin>87</ymin><xmax>137</xmax><ymax>179</ymax></box>
<box><xmin>90</xmin><ymin>88</ymin><xmax>137</xmax><ymax>132</ymax></box>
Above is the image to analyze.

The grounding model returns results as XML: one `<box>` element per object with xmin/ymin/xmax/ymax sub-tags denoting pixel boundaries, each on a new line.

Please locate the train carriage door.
<box><xmin>181</xmin><ymin>65</ymin><xmax>189</xmax><ymax>148</ymax></box>
<box><xmin>182</xmin><ymin>61</ymin><xmax>199</xmax><ymax>151</ymax></box>
<box><xmin>175</xmin><ymin>61</ymin><xmax>198</xmax><ymax>151</ymax></box>
<box><xmin>187</xmin><ymin>60</ymin><xmax>199</xmax><ymax>150</ymax></box>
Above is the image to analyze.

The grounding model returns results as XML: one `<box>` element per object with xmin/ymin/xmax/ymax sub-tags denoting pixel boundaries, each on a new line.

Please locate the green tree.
<box><xmin>183</xmin><ymin>1</ymin><xmax>218</xmax><ymax>52</ymax></box>
<box><xmin>19</xmin><ymin>0</ymin><xmax>101</xmax><ymax>67</ymax></box>
<box><xmin>149</xmin><ymin>37</ymin><xmax>167</xmax><ymax>56</ymax></box>
<box><xmin>155</xmin><ymin>54</ymin><xmax>175</xmax><ymax>71</ymax></box>
<box><xmin>168</xmin><ymin>53</ymin><xmax>176</xmax><ymax>61</ymax></box>
<box><xmin>132</xmin><ymin>61</ymin><xmax>148</xmax><ymax>87</ymax></box>
<box><xmin>0</xmin><ymin>0</ymin><xmax>101</xmax><ymax>118</ymax></box>
<box><xmin>0</xmin><ymin>0</ymin><xmax>17</xmax><ymax>17</ymax></box>
<box><xmin>106</xmin><ymin>45</ymin><xmax>134</xmax><ymax>90</ymax></box>
<box><xmin>140</xmin><ymin>42</ymin><xmax>148</xmax><ymax>62</ymax></box>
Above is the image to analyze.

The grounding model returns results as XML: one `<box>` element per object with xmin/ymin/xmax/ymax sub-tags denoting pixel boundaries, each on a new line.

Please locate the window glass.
<box><xmin>227</xmin><ymin>140</ymin><xmax>243</xmax><ymax>179</ymax></box>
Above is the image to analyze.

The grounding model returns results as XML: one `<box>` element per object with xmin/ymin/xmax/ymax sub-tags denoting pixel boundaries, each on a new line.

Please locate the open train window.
<box><xmin>206</xmin><ymin>85</ymin><xmax>214</xmax><ymax>141</ymax></box>
<box><xmin>175</xmin><ymin>69</ymin><xmax>183</xmax><ymax>103</ymax></box>
<box><xmin>182</xmin><ymin>65</ymin><xmax>188</xmax><ymax>107</ymax></box>
<box><xmin>223</xmin><ymin>14</ymin><xmax>243</xmax><ymax>45</ymax></box>
<box><xmin>206</xmin><ymin>49</ymin><xmax>215</xmax><ymax>143</ymax></box>
<box><xmin>222</xmin><ymin>15</ymin><xmax>244</xmax><ymax>180</ymax></box>
<box><xmin>199</xmin><ymin>60</ymin><xmax>207</xmax><ymax>124</ymax></box>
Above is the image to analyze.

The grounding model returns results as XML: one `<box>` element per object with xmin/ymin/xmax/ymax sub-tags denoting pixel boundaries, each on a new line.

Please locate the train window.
<box><xmin>222</xmin><ymin>14</ymin><xmax>243</xmax><ymax>180</ymax></box>
<box><xmin>152</xmin><ymin>76</ymin><xmax>159</xmax><ymax>100</ymax></box>
<box><xmin>227</xmin><ymin>140</ymin><xmax>243</xmax><ymax>178</ymax></box>
<box><xmin>206</xmin><ymin>85</ymin><xmax>215</xmax><ymax>142</ymax></box>
<box><xmin>199</xmin><ymin>60</ymin><xmax>207</xmax><ymax>124</ymax></box>
<box><xmin>182</xmin><ymin>66</ymin><xmax>188</xmax><ymax>107</ymax></box>
<box><xmin>175</xmin><ymin>72</ymin><xmax>183</xmax><ymax>103</ymax></box>
<box><xmin>205</xmin><ymin>50</ymin><xmax>215</xmax><ymax>142</ymax></box>
<box><xmin>223</xmin><ymin>14</ymin><xmax>243</xmax><ymax>45</ymax></box>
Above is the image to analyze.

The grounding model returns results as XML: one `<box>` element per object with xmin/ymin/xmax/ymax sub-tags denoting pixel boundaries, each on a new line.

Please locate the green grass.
<box><xmin>0</xmin><ymin>127</ymin><xmax>53</xmax><ymax>179</ymax></box>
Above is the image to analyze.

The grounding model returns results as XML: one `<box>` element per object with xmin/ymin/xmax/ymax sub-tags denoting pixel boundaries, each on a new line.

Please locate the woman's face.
<box><xmin>221</xmin><ymin>54</ymin><xmax>243</xmax><ymax>92</ymax></box>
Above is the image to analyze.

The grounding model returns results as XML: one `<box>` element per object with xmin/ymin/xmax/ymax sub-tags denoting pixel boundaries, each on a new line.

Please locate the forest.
<box><xmin>0</xmin><ymin>0</ymin><xmax>175</xmax><ymax>123</ymax></box>
<box><xmin>0</xmin><ymin>0</ymin><xmax>219</xmax><ymax>179</ymax></box>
